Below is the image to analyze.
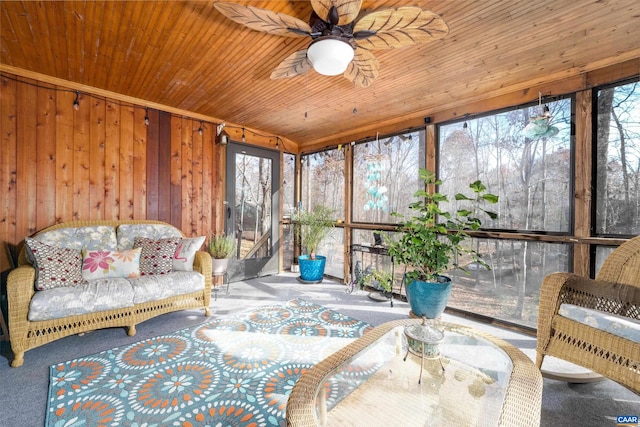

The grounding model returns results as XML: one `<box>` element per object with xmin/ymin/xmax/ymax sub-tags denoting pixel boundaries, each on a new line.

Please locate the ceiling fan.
<box><xmin>214</xmin><ymin>1</ymin><xmax>449</xmax><ymax>88</ymax></box>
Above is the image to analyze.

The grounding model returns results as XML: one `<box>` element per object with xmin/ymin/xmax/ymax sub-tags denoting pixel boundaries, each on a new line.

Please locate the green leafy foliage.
<box><xmin>362</xmin><ymin>269</ymin><xmax>394</xmax><ymax>292</ymax></box>
<box><xmin>292</xmin><ymin>204</ymin><xmax>335</xmax><ymax>255</ymax></box>
<box><xmin>387</xmin><ymin>168</ymin><xmax>498</xmax><ymax>283</ymax></box>
<box><xmin>208</xmin><ymin>234</ymin><xmax>234</xmax><ymax>259</ymax></box>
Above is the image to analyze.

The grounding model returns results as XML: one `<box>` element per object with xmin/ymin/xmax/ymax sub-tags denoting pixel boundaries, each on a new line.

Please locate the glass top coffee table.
<box><xmin>286</xmin><ymin>318</ymin><xmax>542</xmax><ymax>427</ymax></box>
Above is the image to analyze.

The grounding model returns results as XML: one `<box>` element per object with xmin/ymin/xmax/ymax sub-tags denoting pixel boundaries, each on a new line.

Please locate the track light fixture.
<box><xmin>73</xmin><ymin>91</ymin><xmax>80</xmax><ymax>110</ymax></box>
<box><xmin>144</xmin><ymin>107</ymin><xmax>149</xmax><ymax>126</ymax></box>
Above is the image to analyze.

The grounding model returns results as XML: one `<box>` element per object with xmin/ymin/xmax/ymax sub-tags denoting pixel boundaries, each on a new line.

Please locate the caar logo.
<box><xmin>616</xmin><ymin>415</ymin><xmax>639</xmax><ymax>426</ymax></box>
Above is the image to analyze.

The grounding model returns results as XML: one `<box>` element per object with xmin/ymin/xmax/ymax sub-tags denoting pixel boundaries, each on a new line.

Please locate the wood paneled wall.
<box><xmin>0</xmin><ymin>73</ymin><xmax>225</xmax><ymax>271</ymax></box>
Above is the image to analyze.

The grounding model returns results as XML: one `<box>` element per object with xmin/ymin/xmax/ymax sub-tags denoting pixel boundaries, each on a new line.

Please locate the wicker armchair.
<box><xmin>536</xmin><ymin>236</ymin><xmax>640</xmax><ymax>393</ymax></box>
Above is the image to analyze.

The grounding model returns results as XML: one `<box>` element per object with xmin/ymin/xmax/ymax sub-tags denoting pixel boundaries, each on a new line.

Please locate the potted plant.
<box><xmin>362</xmin><ymin>268</ymin><xmax>395</xmax><ymax>303</ymax></box>
<box><xmin>292</xmin><ymin>204</ymin><xmax>335</xmax><ymax>282</ymax></box>
<box><xmin>387</xmin><ymin>168</ymin><xmax>498</xmax><ymax>318</ymax></box>
<box><xmin>208</xmin><ymin>233</ymin><xmax>234</xmax><ymax>275</ymax></box>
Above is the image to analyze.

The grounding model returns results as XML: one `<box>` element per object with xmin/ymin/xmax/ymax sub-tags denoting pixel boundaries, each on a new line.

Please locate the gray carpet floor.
<box><xmin>0</xmin><ymin>273</ymin><xmax>638</xmax><ymax>426</ymax></box>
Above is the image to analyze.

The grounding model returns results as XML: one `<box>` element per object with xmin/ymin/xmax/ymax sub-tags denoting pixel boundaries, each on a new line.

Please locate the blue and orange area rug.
<box><xmin>45</xmin><ymin>298</ymin><xmax>373</xmax><ymax>427</ymax></box>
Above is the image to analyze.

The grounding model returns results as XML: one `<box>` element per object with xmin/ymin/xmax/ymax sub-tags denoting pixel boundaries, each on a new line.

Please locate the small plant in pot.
<box><xmin>387</xmin><ymin>168</ymin><xmax>498</xmax><ymax>319</ymax></box>
<box><xmin>292</xmin><ymin>204</ymin><xmax>335</xmax><ymax>283</ymax></box>
<box><xmin>362</xmin><ymin>268</ymin><xmax>394</xmax><ymax>302</ymax></box>
<box><xmin>208</xmin><ymin>233</ymin><xmax>234</xmax><ymax>275</ymax></box>
<box><xmin>364</xmin><ymin>269</ymin><xmax>393</xmax><ymax>293</ymax></box>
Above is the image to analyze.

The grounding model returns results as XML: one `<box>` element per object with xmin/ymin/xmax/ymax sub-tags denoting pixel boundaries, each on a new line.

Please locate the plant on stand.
<box><xmin>208</xmin><ymin>233</ymin><xmax>234</xmax><ymax>275</ymax></box>
<box><xmin>292</xmin><ymin>204</ymin><xmax>335</xmax><ymax>283</ymax></box>
<box><xmin>387</xmin><ymin>168</ymin><xmax>498</xmax><ymax>318</ymax></box>
<box><xmin>362</xmin><ymin>268</ymin><xmax>394</xmax><ymax>303</ymax></box>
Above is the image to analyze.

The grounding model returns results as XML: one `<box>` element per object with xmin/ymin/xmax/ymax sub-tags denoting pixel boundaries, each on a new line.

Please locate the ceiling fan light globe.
<box><xmin>307</xmin><ymin>39</ymin><xmax>354</xmax><ymax>76</ymax></box>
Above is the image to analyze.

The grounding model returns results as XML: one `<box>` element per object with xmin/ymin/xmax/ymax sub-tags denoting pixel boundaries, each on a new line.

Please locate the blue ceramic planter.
<box><xmin>406</xmin><ymin>276</ymin><xmax>452</xmax><ymax>318</ymax></box>
<box><xmin>298</xmin><ymin>255</ymin><xmax>326</xmax><ymax>282</ymax></box>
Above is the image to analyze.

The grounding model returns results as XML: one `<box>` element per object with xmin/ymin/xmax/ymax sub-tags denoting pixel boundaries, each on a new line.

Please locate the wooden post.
<box><xmin>573</xmin><ymin>90</ymin><xmax>593</xmax><ymax>277</ymax></box>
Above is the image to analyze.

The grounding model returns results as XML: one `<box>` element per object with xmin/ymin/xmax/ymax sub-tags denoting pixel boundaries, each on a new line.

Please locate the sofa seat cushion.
<box><xmin>34</xmin><ymin>225</ymin><xmax>117</xmax><ymax>251</ymax></box>
<box><xmin>559</xmin><ymin>303</ymin><xmax>640</xmax><ymax>343</ymax></box>
<box><xmin>28</xmin><ymin>278</ymin><xmax>135</xmax><ymax>321</ymax></box>
<box><xmin>128</xmin><ymin>271</ymin><xmax>205</xmax><ymax>304</ymax></box>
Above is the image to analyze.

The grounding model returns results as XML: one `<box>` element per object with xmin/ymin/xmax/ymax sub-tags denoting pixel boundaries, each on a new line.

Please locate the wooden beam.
<box><xmin>0</xmin><ymin>64</ymin><xmax>300</xmax><ymax>151</ymax></box>
<box><xmin>573</xmin><ymin>90</ymin><xmax>593</xmax><ymax>276</ymax></box>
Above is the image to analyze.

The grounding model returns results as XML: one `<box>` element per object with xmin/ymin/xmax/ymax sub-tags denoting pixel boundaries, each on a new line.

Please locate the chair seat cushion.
<box><xmin>28</xmin><ymin>278</ymin><xmax>135</xmax><ymax>321</ymax></box>
<box><xmin>128</xmin><ymin>271</ymin><xmax>205</xmax><ymax>304</ymax></box>
<box><xmin>559</xmin><ymin>303</ymin><xmax>640</xmax><ymax>343</ymax></box>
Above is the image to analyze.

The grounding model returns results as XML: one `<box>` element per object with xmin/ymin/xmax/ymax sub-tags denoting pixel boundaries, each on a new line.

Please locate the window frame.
<box><xmin>350</xmin><ymin>127</ymin><xmax>426</xmax><ymax>227</ymax></box>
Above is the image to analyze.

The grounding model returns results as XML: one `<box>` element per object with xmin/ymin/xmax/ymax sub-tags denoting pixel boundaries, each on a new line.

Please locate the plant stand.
<box><xmin>351</xmin><ymin>243</ymin><xmax>395</xmax><ymax>307</ymax></box>
<box><xmin>296</xmin><ymin>276</ymin><xmax>323</xmax><ymax>284</ymax></box>
<box><xmin>211</xmin><ymin>272</ymin><xmax>229</xmax><ymax>301</ymax></box>
<box><xmin>403</xmin><ymin>317</ymin><xmax>445</xmax><ymax>384</ymax></box>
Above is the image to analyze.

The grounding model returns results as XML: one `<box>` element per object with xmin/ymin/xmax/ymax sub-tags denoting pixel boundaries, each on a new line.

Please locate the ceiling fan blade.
<box><xmin>310</xmin><ymin>0</ymin><xmax>363</xmax><ymax>26</ymax></box>
<box><xmin>270</xmin><ymin>50</ymin><xmax>313</xmax><ymax>80</ymax></box>
<box><xmin>354</xmin><ymin>7</ymin><xmax>449</xmax><ymax>50</ymax></box>
<box><xmin>343</xmin><ymin>47</ymin><xmax>379</xmax><ymax>88</ymax></box>
<box><xmin>214</xmin><ymin>2</ymin><xmax>311</xmax><ymax>37</ymax></box>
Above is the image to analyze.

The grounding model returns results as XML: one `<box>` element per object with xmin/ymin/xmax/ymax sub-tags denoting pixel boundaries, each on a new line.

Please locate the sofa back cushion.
<box><xmin>116</xmin><ymin>224</ymin><xmax>182</xmax><ymax>250</ymax></box>
<box><xmin>25</xmin><ymin>238</ymin><xmax>86</xmax><ymax>290</ymax></box>
<box><xmin>33</xmin><ymin>225</ymin><xmax>117</xmax><ymax>251</ymax></box>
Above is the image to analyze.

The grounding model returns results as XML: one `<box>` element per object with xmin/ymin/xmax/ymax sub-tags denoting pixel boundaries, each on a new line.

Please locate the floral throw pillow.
<box><xmin>81</xmin><ymin>248</ymin><xmax>142</xmax><ymax>280</ymax></box>
<box><xmin>133</xmin><ymin>237</ymin><xmax>180</xmax><ymax>276</ymax></box>
<box><xmin>173</xmin><ymin>236</ymin><xmax>206</xmax><ymax>271</ymax></box>
<box><xmin>25</xmin><ymin>237</ymin><xmax>86</xmax><ymax>290</ymax></box>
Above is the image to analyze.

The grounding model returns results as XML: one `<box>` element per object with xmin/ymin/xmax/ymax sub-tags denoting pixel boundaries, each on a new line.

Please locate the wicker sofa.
<box><xmin>536</xmin><ymin>235</ymin><xmax>640</xmax><ymax>393</ymax></box>
<box><xmin>7</xmin><ymin>220</ymin><xmax>212</xmax><ymax>367</ymax></box>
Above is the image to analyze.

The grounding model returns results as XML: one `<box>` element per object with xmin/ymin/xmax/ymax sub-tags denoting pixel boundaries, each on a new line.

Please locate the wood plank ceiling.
<box><xmin>1</xmin><ymin>0</ymin><xmax>639</xmax><ymax>151</ymax></box>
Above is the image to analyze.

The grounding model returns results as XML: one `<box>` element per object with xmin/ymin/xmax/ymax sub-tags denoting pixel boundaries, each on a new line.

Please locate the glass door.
<box><xmin>225</xmin><ymin>143</ymin><xmax>280</xmax><ymax>281</ymax></box>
